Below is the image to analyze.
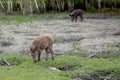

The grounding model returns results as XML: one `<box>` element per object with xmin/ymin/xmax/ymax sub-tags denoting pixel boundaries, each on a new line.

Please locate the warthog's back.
<box><xmin>71</xmin><ymin>9</ymin><xmax>84</xmax><ymax>15</ymax></box>
<box><xmin>32</xmin><ymin>35</ymin><xmax>54</xmax><ymax>49</ymax></box>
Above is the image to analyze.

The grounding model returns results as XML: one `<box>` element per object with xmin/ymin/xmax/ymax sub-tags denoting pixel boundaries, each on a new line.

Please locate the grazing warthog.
<box><xmin>69</xmin><ymin>9</ymin><xmax>84</xmax><ymax>22</ymax></box>
<box><xmin>30</xmin><ymin>35</ymin><xmax>54</xmax><ymax>63</ymax></box>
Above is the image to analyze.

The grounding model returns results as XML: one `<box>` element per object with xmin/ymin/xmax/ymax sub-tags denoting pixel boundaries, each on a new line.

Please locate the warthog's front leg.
<box><xmin>45</xmin><ymin>48</ymin><xmax>49</xmax><ymax>61</ymax></box>
<box><xmin>38</xmin><ymin>50</ymin><xmax>41</xmax><ymax>61</ymax></box>
<box><xmin>49</xmin><ymin>48</ymin><xmax>54</xmax><ymax>61</ymax></box>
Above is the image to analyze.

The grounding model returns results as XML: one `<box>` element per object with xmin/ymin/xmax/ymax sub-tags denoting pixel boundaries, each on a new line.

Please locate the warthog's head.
<box><xmin>30</xmin><ymin>45</ymin><xmax>38</xmax><ymax>63</ymax></box>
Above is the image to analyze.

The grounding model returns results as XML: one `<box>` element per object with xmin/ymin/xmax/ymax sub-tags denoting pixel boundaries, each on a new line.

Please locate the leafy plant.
<box><xmin>87</xmin><ymin>4</ymin><xmax>96</xmax><ymax>13</ymax></box>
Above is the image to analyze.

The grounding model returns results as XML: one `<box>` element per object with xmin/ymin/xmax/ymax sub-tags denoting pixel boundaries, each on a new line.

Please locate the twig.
<box><xmin>2</xmin><ymin>57</ymin><xmax>11</xmax><ymax>66</ymax></box>
<box><xmin>87</xmin><ymin>53</ymin><xmax>97</xmax><ymax>59</ymax></box>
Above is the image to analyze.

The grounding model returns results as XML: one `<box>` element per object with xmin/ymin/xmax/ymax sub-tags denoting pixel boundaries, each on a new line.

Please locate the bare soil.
<box><xmin>0</xmin><ymin>15</ymin><xmax>120</xmax><ymax>56</ymax></box>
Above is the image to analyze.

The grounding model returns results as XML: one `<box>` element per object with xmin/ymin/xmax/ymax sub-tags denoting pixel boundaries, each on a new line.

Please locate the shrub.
<box><xmin>87</xmin><ymin>4</ymin><xmax>96</xmax><ymax>13</ymax></box>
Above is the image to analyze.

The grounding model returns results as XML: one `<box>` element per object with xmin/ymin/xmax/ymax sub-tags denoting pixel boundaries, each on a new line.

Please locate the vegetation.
<box><xmin>0</xmin><ymin>1</ymin><xmax>120</xmax><ymax>79</ymax></box>
<box><xmin>0</xmin><ymin>53</ymin><xmax>120</xmax><ymax>80</ymax></box>
<box><xmin>0</xmin><ymin>12</ymin><xmax>68</xmax><ymax>24</ymax></box>
<box><xmin>0</xmin><ymin>0</ymin><xmax>120</xmax><ymax>14</ymax></box>
<box><xmin>0</xmin><ymin>43</ymin><xmax>120</xmax><ymax>79</ymax></box>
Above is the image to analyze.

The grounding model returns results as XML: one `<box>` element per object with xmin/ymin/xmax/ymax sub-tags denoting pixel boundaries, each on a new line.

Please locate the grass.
<box><xmin>0</xmin><ymin>53</ymin><xmax>120</xmax><ymax>80</ymax></box>
<box><xmin>0</xmin><ymin>12</ymin><xmax>68</xmax><ymax>25</ymax></box>
<box><xmin>0</xmin><ymin>13</ymin><xmax>120</xmax><ymax>79</ymax></box>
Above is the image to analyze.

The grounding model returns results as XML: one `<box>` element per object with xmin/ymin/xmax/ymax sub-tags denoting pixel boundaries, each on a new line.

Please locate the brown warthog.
<box><xmin>30</xmin><ymin>35</ymin><xmax>54</xmax><ymax>63</ymax></box>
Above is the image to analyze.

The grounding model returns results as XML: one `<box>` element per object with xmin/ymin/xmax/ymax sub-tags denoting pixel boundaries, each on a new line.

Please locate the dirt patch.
<box><xmin>0</xmin><ymin>15</ymin><xmax>120</xmax><ymax>55</ymax></box>
<box><xmin>0</xmin><ymin>41</ymin><xmax>13</xmax><ymax>46</ymax></box>
<box><xmin>113</xmin><ymin>31</ymin><xmax>120</xmax><ymax>36</ymax></box>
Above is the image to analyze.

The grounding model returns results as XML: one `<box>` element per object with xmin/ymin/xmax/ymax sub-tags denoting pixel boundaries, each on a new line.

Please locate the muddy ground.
<box><xmin>0</xmin><ymin>14</ymin><xmax>120</xmax><ymax>56</ymax></box>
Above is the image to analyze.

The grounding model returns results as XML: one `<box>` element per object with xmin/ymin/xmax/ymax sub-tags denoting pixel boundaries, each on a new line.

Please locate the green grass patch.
<box><xmin>0</xmin><ymin>12</ymin><xmax>68</xmax><ymax>25</ymax></box>
<box><xmin>71</xmin><ymin>58</ymin><xmax>120</xmax><ymax>79</ymax></box>
<box><xmin>0</xmin><ymin>53</ymin><xmax>120</xmax><ymax>80</ymax></box>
